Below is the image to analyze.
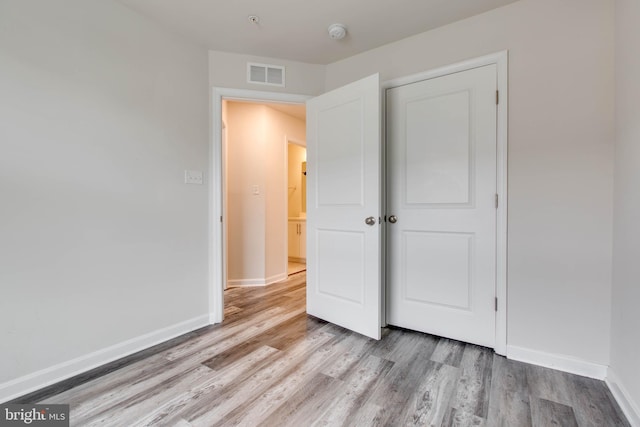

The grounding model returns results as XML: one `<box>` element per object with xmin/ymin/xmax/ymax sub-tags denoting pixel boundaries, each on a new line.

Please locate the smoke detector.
<box><xmin>328</xmin><ymin>24</ymin><xmax>347</xmax><ymax>40</ymax></box>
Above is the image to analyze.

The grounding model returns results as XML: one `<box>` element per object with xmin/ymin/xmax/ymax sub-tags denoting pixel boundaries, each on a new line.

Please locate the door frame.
<box><xmin>381</xmin><ymin>51</ymin><xmax>509</xmax><ymax>355</ymax></box>
<box><xmin>209</xmin><ymin>88</ymin><xmax>311</xmax><ymax>323</ymax></box>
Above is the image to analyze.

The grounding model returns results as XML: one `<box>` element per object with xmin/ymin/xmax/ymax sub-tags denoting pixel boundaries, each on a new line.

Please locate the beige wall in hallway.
<box><xmin>225</xmin><ymin>102</ymin><xmax>305</xmax><ymax>285</ymax></box>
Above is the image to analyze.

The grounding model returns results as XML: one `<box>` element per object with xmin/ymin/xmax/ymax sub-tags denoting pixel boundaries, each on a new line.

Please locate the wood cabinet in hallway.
<box><xmin>288</xmin><ymin>218</ymin><xmax>306</xmax><ymax>263</ymax></box>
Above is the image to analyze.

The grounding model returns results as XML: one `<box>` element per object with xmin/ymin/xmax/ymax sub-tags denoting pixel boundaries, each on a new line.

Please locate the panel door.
<box><xmin>386</xmin><ymin>65</ymin><xmax>498</xmax><ymax>347</ymax></box>
<box><xmin>306</xmin><ymin>74</ymin><xmax>381</xmax><ymax>340</ymax></box>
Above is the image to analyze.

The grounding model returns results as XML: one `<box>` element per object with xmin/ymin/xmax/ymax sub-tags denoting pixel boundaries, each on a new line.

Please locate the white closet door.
<box><xmin>386</xmin><ymin>64</ymin><xmax>498</xmax><ymax>348</ymax></box>
<box><xmin>306</xmin><ymin>74</ymin><xmax>382</xmax><ymax>340</ymax></box>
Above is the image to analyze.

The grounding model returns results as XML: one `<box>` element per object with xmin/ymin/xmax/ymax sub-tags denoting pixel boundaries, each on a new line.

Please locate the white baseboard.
<box><xmin>0</xmin><ymin>314</ymin><xmax>211</xmax><ymax>404</ymax></box>
<box><xmin>227</xmin><ymin>272</ymin><xmax>288</xmax><ymax>287</ymax></box>
<box><xmin>209</xmin><ymin>311</ymin><xmax>221</xmax><ymax>325</ymax></box>
<box><xmin>266</xmin><ymin>273</ymin><xmax>288</xmax><ymax>285</ymax></box>
<box><xmin>506</xmin><ymin>345</ymin><xmax>607</xmax><ymax>379</ymax></box>
<box><xmin>606</xmin><ymin>368</ymin><xmax>640</xmax><ymax>426</ymax></box>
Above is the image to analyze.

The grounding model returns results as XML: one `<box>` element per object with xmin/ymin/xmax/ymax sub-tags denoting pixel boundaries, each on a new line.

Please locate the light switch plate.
<box><xmin>184</xmin><ymin>170</ymin><xmax>203</xmax><ymax>185</ymax></box>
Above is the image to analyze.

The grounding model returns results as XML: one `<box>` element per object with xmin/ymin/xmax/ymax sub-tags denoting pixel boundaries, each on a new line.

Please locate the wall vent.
<box><xmin>247</xmin><ymin>62</ymin><xmax>285</xmax><ymax>87</ymax></box>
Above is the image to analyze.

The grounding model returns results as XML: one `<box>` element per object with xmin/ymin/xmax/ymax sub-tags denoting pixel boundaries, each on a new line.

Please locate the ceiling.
<box><xmin>117</xmin><ymin>0</ymin><xmax>520</xmax><ymax>64</ymax></box>
<box><xmin>267</xmin><ymin>103</ymin><xmax>306</xmax><ymax>121</ymax></box>
<box><xmin>229</xmin><ymin>100</ymin><xmax>306</xmax><ymax>121</ymax></box>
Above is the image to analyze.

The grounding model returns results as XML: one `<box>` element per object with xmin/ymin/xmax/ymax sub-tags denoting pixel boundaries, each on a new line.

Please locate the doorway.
<box><xmin>222</xmin><ymin>99</ymin><xmax>307</xmax><ymax>289</ymax></box>
<box><xmin>210</xmin><ymin>89</ymin><xmax>310</xmax><ymax>324</ymax></box>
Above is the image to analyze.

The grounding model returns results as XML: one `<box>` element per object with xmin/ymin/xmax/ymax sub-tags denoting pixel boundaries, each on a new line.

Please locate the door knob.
<box><xmin>365</xmin><ymin>216</ymin><xmax>376</xmax><ymax>226</ymax></box>
<box><xmin>388</xmin><ymin>215</ymin><xmax>398</xmax><ymax>224</ymax></box>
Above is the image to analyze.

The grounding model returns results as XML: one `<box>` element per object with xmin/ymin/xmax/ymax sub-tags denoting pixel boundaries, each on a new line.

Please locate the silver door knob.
<box><xmin>365</xmin><ymin>216</ymin><xmax>376</xmax><ymax>226</ymax></box>
<box><xmin>388</xmin><ymin>215</ymin><xmax>398</xmax><ymax>224</ymax></box>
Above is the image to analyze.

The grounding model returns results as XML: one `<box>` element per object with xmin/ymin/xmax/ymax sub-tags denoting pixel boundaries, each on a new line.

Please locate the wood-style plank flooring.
<box><xmin>34</xmin><ymin>273</ymin><xmax>629</xmax><ymax>426</ymax></box>
<box><xmin>287</xmin><ymin>261</ymin><xmax>306</xmax><ymax>275</ymax></box>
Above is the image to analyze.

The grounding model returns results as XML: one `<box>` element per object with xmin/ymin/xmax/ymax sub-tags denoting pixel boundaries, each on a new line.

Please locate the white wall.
<box><xmin>225</xmin><ymin>102</ymin><xmax>305</xmax><ymax>285</ymax></box>
<box><xmin>0</xmin><ymin>0</ymin><xmax>210</xmax><ymax>400</ymax></box>
<box><xmin>326</xmin><ymin>0</ymin><xmax>615</xmax><ymax>368</ymax></box>
<box><xmin>609</xmin><ymin>0</ymin><xmax>640</xmax><ymax>421</ymax></box>
<box><xmin>209</xmin><ymin>50</ymin><xmax>325</xmax><ymax>96</ymax></box>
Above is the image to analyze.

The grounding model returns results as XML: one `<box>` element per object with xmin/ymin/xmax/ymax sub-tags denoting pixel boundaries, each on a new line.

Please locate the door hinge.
<box><xmin>496</xmin><ymin>90</ymin><xmax>499</xmax><ymax>105</ymax></box>
<box><xmin>495</xmin><ymin>193</ymin><xmax>499</xmax><ymax>209</ymax></box>
<box><xmin>220</xmin><ymin>216</ymin><xmax>223</xmax><ymax>223</ymax></box>
<box><xmin>495</xmin><ymin>297</ymin><xmax>498</xmax><ymax>311</ymax></box>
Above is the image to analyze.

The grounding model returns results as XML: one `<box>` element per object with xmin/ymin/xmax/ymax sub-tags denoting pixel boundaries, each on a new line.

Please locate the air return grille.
<box><xmin>247</xmin><ymin>62</ymin><xmax>285</xmax><ymax>87</ymax></box>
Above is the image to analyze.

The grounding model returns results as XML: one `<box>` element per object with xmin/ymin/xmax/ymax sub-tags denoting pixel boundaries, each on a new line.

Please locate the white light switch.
<box><xmin>252</xmin><ymin>185</ymin><xmax>259</xmax><ymax>195</ymax></box>
<box><xmin>184</xmin><ymin>170</ymin><xmax>203</xmax><ymax>185</ymax></box>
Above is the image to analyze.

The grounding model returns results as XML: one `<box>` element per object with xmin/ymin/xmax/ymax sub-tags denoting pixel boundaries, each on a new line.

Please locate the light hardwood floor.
<box><xmin>19</xmin><ymin>273</ymin><xmax>629</xmax><ymax>426</ymax></box>
<box><xmin>287</xmin><ymin>261</ymin><xmax>306</xmax><ymax>276</ymax></box>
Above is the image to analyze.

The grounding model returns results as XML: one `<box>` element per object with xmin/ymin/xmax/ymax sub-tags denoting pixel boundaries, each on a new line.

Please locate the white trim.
<box><xmin>0</xmin><ymin>315</ymin><xmax>210</xmax><ymax>404</ymax></box>
<box><xmin>379</xmin><ymin>83</ymin><xmax>387</xmax><ymax>329</ymax></box>
<box><xmin>495</xmin><ymin>52</ymin><xmax>509</xmax><ymax>357</ymax></box>
<box><xmin>381</xmin><ymin>50</ymin><xmax>509</xmax><ymax>355</ymax></box>
<box><xmin>606</xmin><ymin>368</ymin><xmax>640</xmax><ymax>426</ymax></box>
<box><xmin>211</xmin><ymin>88</ymin><xmax>312</xmax><ymax>324</ymax></box>
<box><xmin>507</xmin><ymin>345</ymin><xmax>608</xmax><ymax>380</ymax></box>
<box><xmin>227</xmin><ymin>273</ymin><xmax>289</xmax><ymax>287</ymax></box>
<box><xmin>384</xmin><ymin>51</ymin><xmax>507</xmax><ymax>89</ymax></box>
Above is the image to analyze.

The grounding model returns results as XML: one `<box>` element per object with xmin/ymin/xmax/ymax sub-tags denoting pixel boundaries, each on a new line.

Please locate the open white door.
<box><xmin>306</xmin><ymin>74</ymin><xmax>381</xmax><ymax>340</ymax></box>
